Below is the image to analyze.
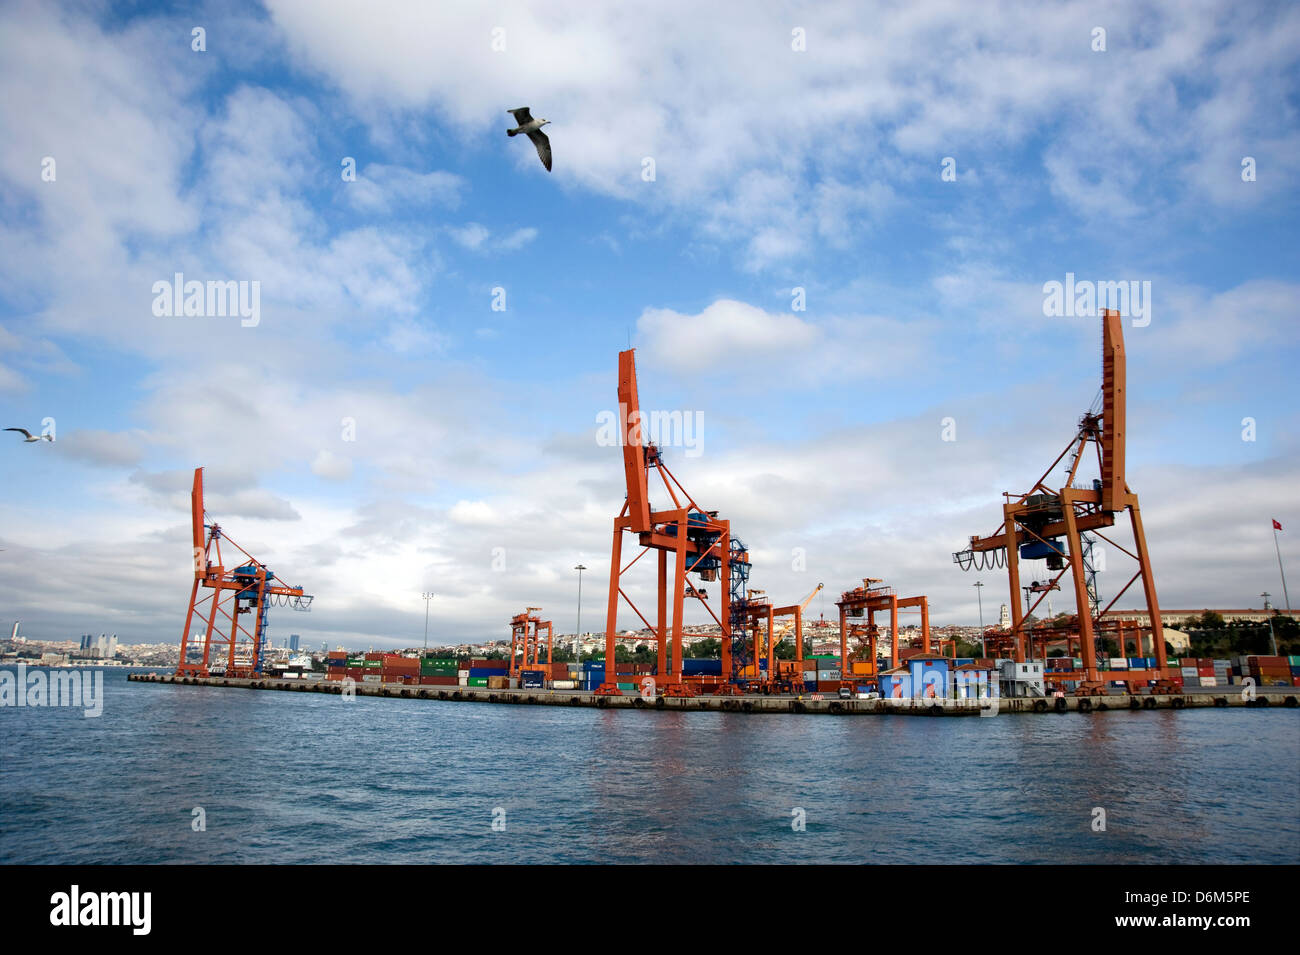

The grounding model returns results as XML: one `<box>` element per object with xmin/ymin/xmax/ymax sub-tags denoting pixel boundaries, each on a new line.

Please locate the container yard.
<box><xmin>152</xmin><ymin>309</ymin><xmax>1299</xmax><ymax>713</ymax></box>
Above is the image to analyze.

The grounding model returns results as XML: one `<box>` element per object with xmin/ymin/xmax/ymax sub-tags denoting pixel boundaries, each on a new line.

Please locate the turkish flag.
<box><xmin>1274</xmin><ymin>519</ymin><xmax>1283</xmax><ymax>530</ymax></box>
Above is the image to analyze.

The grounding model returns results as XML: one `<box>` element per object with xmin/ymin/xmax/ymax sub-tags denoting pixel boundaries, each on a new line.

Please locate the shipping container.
<box><xmin>467</xmin><ymin>677</ymin><xmax>488</xmax><ymax>687</ymax></box>
<box><xmin>551</xmin><ymin>680</ymin><xmax>578</xmax><ymax>690</ymax></box>
<box><xmin>419</xmin><ymin>675</ymin><xmax>458</xmax><ymax>686</ymax></box>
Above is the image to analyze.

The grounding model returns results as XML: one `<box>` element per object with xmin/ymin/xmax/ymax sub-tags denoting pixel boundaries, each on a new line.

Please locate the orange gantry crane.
<box><xmin>509</xmin><ymin>607</ymin><xmax>553</xmax><ymax>678</ymax></box>
<box><xmin>597</xmin><ymin>349</ymin><xmax>751</xmax><ymax>696</ymax></box>
<box><xmin>835</xmin><ymin>577</ymin><xmax>931</xmax><ymax>679</ymax></box>
<box><xmin>176</xmin><ymin>467</ymin><xmax>312</xmax><ymax>678</ymax></box>
<box><xmin>953</xmin><ymin>308</ymin><xmax>1167</xmax><ymax>688</ymax></box>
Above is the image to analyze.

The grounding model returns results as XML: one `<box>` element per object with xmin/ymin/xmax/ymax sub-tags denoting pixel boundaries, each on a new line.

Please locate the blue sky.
<box><xmin>2</xmin><ymin>0</ymin><xmax>1298</xmax><ymax>650</ymax></box>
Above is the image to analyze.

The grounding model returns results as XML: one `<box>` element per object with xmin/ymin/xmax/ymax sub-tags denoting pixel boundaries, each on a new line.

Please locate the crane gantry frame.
<box><xmin>835</xmin><ymin>577</ymin><xmax>931</xmax><ymax>679</ymax></box>
<box><xmin>953</xmin><ymin>308</ymin><xmax>1167</xmax><ymax>688</ymax></box>
<box><xmin>510</xmin><ymin>607</ymin><xmax>553</xmax><ymax>679</ymax></box>
<box><xmin>176</xmin><ymin>467</ymin><xmax>312</xmax><ymax>678</ymax></box>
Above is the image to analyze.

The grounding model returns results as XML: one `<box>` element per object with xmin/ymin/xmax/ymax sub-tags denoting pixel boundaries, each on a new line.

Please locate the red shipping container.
<box><xmin>1197</xmin><ymin>666</ymin><xmax>1214</xmax><ymax>677</ymax></box>
<box><xmin>471</xmin><ymin>658</ymin><xmax>509</xmax><ymax>670</ymax></box>
<box><xmin>419</xmin><ymin>675</ymin><xmax>458</xmax><ymax>686</ymax></box>
<box><xmin>364</xmin><ymin>652</ymin><xmax>386</xmax><ymax>661</ymax></box>
<box><xmin>820</xmin><ymin>679</ymin><xmax>842</xmax><ymax>692</ymax></box>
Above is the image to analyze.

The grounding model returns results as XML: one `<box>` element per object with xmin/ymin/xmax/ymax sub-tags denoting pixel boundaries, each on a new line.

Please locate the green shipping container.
<box><xmin>467</xmin><ymin>678</ymin><xmax>488</xmax><ymax>686</ymax></box>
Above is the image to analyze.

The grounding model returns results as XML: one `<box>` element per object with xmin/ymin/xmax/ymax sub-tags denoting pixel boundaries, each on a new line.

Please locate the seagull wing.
<box><xmin>4</xmin><ymin>428</ymin><xmax>33</xmax><ymax>438</ymax></box>
<box><xmin>507</xmin><ymin>107</ymin><xmax>534</xmax><ymax>125</ymax></box>
<box><xmin>527</xmin><ymin>128</ymin><xmax>552</xmax><ymax>171</ymax></box>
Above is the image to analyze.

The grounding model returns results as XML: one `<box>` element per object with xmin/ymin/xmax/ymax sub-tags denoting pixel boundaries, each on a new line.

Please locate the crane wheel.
<box><xmin>1285</xmin><ymin>696</ymin><xmax>1298</xmax><ymax>708</ymax></box>
<box><xmin>1077</xmin><ymin>699</ymin><xmax>1093</xmax><ymax>713</ymax></box>
<box><xmin>1033</xmin><ymin>700</ymin><xmax>1048</xmax><ymax>713</ymax></box>
<box><xmin>1142</xmin><ymin>697</ymin><xmax>1156</xmax><ymax>709</ymax></box>
<box><xmin>1214</xmin><ymin>697</ymin><xmax>1228</xmax><ymax>707</ymax></box>
<box><xmin>1170</xmin><ymin>697</ymin><xmax>1185</xmax><ymax>709</ymax></box>
<box><xmin>1054</xmin><ymin>698</ymin><xmax>1068</xmax><ymax>713</ymax></box>
<box><xmin>1129</xmin><ymin>698</ymin><xmax>1142</xmax><ymax>710</ymax></box>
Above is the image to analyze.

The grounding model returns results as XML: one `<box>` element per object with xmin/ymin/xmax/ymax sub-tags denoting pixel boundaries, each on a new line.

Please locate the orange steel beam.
<box><xmin>619</xmin><ymin>350</ymin><xmax>652</xmax><ymax>534</ymax></box>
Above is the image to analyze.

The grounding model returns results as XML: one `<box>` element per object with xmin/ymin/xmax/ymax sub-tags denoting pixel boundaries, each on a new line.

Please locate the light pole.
<box><xmin>421</xmin><ymin>592</ymin><xmax>435</xmax><ymax>653</ymax></box>
<box><xmin>574</xmin><ymin>564</ymin><xmax>587</xmax><ymax>660</ymax></box>
<box><xmin>974</xmin><ymin>580</ymin><xmax>986</xmax><ymax>657</ymax></box>
<box><xmin>1261</xmin><ymin>592</ymin><xmax>1278</xmax><ymax>657</ymax></box>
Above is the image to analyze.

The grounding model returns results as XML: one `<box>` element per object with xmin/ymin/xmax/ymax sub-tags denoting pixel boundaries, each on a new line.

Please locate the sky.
<box><xmin>1</xmin><ymin>0</ymin><xmax>1298</xmax><ymax>652</ymax></box>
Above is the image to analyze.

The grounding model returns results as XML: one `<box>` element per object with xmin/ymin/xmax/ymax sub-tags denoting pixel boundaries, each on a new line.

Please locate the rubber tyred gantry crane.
<box><xmin>952</xmin><ymin>308</ymin><xmax>1167</xmax><ymax>689</ymax></box>
<box><xmin>596</xmin><ymin>349</ymin><xmax>751</xmax><ymax>696</ymax></box>
<box><xmin>510</xmin><ymin>607</ymin><xmax>553</xmax><ymax>678</ymax></box>
<box><xmin>835</xmin><ymin>577</ymin><xmax>931</xmax><ymax>678</ymax></box>
<box><xmin>176</xmin><ymin>467</ymin><xmax>313</xmax><ymax>678</ymax></box>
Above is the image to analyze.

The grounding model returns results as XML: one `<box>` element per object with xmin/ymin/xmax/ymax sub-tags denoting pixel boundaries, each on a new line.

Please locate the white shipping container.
<box><xmin>457</xmin><ymin>670</ymin><xmax>470</xmax><ymax>678</ymax></box>
<box><xmin>552</xmin><ymin>680</ymin><xmax>577</xmax><ymax>690</ymax></box>
<box><xmin>1200</xmin><ymin>676</ymin><xmax>1218</xmax><ymax>686</ymax></box>
<box><xmin>361</xmin><ymin>674</ymin><xmax>382</xmax><ymax>683</ymax></box>
<box><xmin>817</xmin><ymin>669</ymin><xmax>841</xmax><ymax>681</ymax></box>
<box><xmin>458</xmin><ymin>677</ymin><xmax>468</xmax><ymax>686</ymax></box>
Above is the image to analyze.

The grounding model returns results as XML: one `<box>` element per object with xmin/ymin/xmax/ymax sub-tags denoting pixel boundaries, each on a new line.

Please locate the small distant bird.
<box><xmin>5</xmin><ymin>427</ymin><xmax>54</xmax><ymax>443</ymax></box>
<box><xmin>506</xmin><ymin>107</ymin><xmax>552</xmax><ymax>172</ymax></box>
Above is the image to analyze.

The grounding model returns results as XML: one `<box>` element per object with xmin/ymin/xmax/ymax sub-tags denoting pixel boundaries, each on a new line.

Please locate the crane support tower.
<box><xmin>953</xmin><ymin>309</ymin><xmax>1167</xmax><ymax>689</ymax></box>
<box><xmin>176</xmin><ymin>467</ymin><xmax>312</xmax><ymax>678</ymax></box>
<box><xmin>597</xmin><ymin>349</ymin><xmax>750</xmax><ymax>696</ymax></box>
<box><xmin>510</xmin><ymin>607</ymin><xmax>553</xmax><ymax>678</ymax></box>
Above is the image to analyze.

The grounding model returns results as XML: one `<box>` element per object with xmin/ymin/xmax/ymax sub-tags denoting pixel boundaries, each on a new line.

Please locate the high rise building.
<box><xmin>290</xmin><ymin>634</ymin><xmax>300</xmax><ymax>652</ymax></box>
<box><xmin>999</xmin><ymin>604</ymin><xmax>1010</xmax><ymax>630</ymax></box>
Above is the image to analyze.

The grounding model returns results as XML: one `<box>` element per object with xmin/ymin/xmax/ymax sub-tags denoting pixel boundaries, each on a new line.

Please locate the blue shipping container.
<box><xmin>683</xmin><ymin>659</ymin><xmax>722</xmax><ymax>675</ymax></box>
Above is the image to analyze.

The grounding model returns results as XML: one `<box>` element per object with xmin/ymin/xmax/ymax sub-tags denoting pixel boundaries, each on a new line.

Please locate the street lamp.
<box><xmin>1261</xmin><ymin>592</ymin><xmax>1278</xmax><ymax>657</ymax></box>
<box><xmin>974</xmin><ymin>580</ymin><xmax>986</xmax><ymax>657</ymax></box>
<box><xmin>421</xmin><ymin>592</ymin><xmax>435</xmax><ymax>653</ymax></box>
<box><xmin>574</xmin><ymin>564</ymin><xmax>587</xmax><ymax>660</ymax></box>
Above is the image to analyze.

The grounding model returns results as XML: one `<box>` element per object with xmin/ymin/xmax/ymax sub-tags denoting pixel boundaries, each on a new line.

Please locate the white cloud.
<box><xmin>311</xmin><ymin>449</ymin><xmax>353</xmax><ymax>481</ymax></box>
<box><xmin>448</xmin><ymin>222</ymin><xmax>539</xmax><ymax>252</ymax></box>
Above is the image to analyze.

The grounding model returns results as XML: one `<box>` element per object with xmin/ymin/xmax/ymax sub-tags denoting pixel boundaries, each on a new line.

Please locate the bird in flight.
<box><xmin>5</xmin><ymin>427</ymin><xmax>54</xmax><ymax>443</ymax></box>
<box><xmin>507</xmin><ymin>107</ymin><xmax>552</xmax><ymax>172</ymax></box>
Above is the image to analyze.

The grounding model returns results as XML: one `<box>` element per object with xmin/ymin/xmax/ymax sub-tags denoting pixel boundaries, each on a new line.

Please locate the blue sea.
<box><xmin>1</xmin><ymin>668</ymin><xmax>1297</xmax><ymax>864</ymax></box>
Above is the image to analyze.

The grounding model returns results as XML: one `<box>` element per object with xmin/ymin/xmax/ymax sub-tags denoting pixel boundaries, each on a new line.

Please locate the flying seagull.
<box><xmin>5</xmin><ymin>428</ymin><xmax>54</xmax><ymax>443</ymax></box>
<box><xmin>507</xmin><ymin>107</ymin><xmax>552</xmax><ymax>172</ymax></box>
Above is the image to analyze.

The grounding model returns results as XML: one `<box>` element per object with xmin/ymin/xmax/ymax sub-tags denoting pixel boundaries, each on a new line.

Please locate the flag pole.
<box><xmin>1274</xmin><ymin>522</ymin><xmax>1291</xmax><ymax>613</ymax></box>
